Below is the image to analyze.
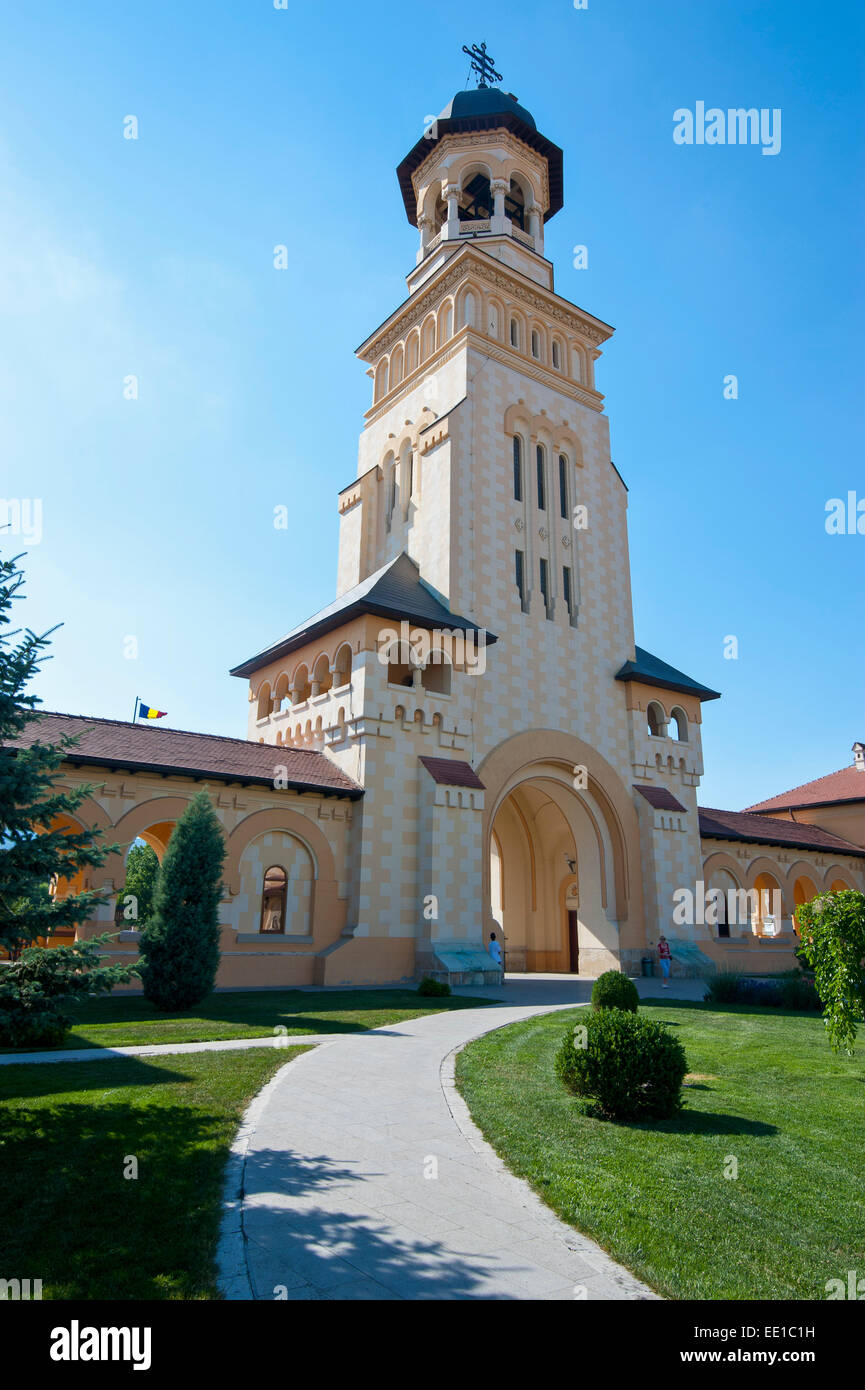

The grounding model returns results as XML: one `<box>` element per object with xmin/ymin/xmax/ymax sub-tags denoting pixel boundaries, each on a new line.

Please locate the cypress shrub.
<box><xmin>138</xmin><ymin>790</ymin><xmax>225</xmax><ymax>1011</ymax></box>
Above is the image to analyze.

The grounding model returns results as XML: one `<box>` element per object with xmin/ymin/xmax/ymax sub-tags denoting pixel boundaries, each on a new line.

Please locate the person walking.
<box><xmin>657</xmin><ymin>934</ymin><xmax>672</xmax><ymax>988</ymax></box>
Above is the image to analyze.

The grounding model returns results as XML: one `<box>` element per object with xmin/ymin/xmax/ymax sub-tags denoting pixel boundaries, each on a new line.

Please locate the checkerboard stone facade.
<box><xmin>43</xmin><ymin>85</ymin><xmax>863</xmax><ymax>989</ymax></box>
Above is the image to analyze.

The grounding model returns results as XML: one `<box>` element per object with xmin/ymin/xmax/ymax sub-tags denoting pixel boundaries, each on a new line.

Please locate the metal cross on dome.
<box><xmin>462</xmin><ymin>41</ymin><xmax>502</xmax><ymax>90</ymax></box>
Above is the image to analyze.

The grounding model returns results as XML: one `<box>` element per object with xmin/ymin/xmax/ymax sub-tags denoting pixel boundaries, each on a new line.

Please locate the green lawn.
<box><xmin>0</xmin><ymin>987</ymin><xmax>490</xmax><ymax>1053</ymax></box>
<box><xmin>0</xmin><ymin>1048</ymin><xmax>305</xmax><ymax>1298</ymax></box>
<box><xmin>456</xmin><ymin>1000</ymin><xmax>865</xmax><ymax>1300</ymax></box>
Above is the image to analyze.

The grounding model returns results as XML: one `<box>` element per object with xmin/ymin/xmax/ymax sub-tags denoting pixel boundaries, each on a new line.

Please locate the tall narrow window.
<box><xmin>406</xmin><ymin>452</ymin><xmax>413</xmax><ymax>498</ymax></box>
<box><xmin>510</xmin><ymin>318</ymin><xmax>519</xmax><ymax>348</ymax></box>
<box><xmin>539</xmin><ymin>557</ymin><xmax>550</xmax><ymax>616</ymax></box>
<box><xmin>515</xmin><ymin>549</ymin><xmax>525</xmax><ymax>603</ymax></box>
<box><xmin>260</xmin><ymin>866</ymin><xmax>288</xmax><ymax>934</ymax></box>
<box><xmin>558</xmin><ymin>454</ymin><xmax>568</xmax><ymax>519</ymax></box>
<box><xmin>512</xmin><ymin>436</ymin><xmax>523</xmax><ymax>501</ymax></box>
<box><xmin>536</xmin><ymin>445</ymin><xmax>546</xmax><ymax>510</ymax></box>
<box><xmin>531</xmin><ymin>330</ymin><xmax>540</xmax><ymax>359</ymax></box>
<box><xmin>563</xmin><ymin>565</ymin><xmax>572</xmax><ymax>614</ymax></box>
<box><xmin>552</xmin><ymin>341</ymin><xmax>561</xmax><ymax>369</ymax></box>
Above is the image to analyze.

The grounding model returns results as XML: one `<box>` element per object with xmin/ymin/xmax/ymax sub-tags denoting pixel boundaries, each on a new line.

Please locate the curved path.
<box><xmin>219</xmin><ymin>978</ymin><xmax>674</xmax><ymax>1301</ymax></box>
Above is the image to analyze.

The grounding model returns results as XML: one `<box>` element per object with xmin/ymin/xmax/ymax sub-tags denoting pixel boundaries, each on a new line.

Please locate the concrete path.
<box><xmin>219</xmin><ymin>977</ymin><xmax>688</xmax><ymax>1301</ymax></box>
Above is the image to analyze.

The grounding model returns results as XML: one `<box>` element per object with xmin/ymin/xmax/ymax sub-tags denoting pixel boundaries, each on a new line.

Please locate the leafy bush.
<box><xmin>704</xmin><ymin>971</ymin><xmax>821</xmax><ymax>1012</ymax></box>
<box><xmin>418</xmin><ymin>976</ymin><xmax>450</xmax><ymax>997</ymax></box>
<box><xmin>797</xmin><ymin>890</ymin><xmax>865</xmax><ymax>1053</ymax></box>
<box><xmin>591</xmin><ymin>970</ymin><xmax>639</xmax><ymax>1013</ymax></box>
<box><xmin>704</xmin><ymin>972</ymin><xmax>744</xmax><ymax>1004</ymax></box>
<box><xmin>555</xmin><ymin>1008</ymin><xmax>687</xmax><ymax>1120</ymax></box>
<box><xmin>779</xmin><ymin>973</ymin><xmax>821</xmax><ymax>1012</ymax></box>
<box><xmin>0</xmin><ymin>934</ymin><xmax>138</xmax><ymax>1048</ymax></box>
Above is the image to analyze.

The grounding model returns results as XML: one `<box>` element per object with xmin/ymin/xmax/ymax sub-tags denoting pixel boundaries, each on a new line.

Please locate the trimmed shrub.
<box><xmin>556</xmin><ymin>1008</ymin><xmax>687</xmax><ymax>1120</ymax></box>
<box><xmin>418</xmin><ymin>976</ymin><xmax>450</xmax><ymax>997</ymax></box>
<box><xmin>591</xmin><ymin>970</ymin><xmax>639</xmax><ymax>1013</ymax></box>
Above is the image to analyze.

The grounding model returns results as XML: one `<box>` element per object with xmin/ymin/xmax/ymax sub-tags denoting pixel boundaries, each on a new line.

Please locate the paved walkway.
<box><xmin>218</xmin><ymin>977</ymin><xmax>694</xmax><ymax>1301</ymax></box>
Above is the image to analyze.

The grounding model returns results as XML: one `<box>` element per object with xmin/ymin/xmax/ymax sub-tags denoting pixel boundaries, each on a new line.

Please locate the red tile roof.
<box><xmin>634</xmin><ymin>784</ymin><xmax>687</xmax><ymax>812</ymax></box>
<box><xmin>699</xmin><ymin>806</ymin><xmax>865</xmax><ymax>860</ymax></box>
<box><xmin>745</xmin><ymin>765</ymin><xmax>865</xmax><ymax>813</ymax></box>
<box><xmin>418</xmin><ymin>756</ymin><xmax>485</xmax><ymax>789</ymax></box>
<box><xmin>7</xmin><ymin>712</ymin><xmax>362</xmax><ymax>798</ymax></box>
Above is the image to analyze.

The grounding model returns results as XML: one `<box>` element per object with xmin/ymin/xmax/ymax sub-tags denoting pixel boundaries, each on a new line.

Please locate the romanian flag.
<box><xmin>136</xmin><ymin>699</ymin><xmax>167</xmax><ymax>721</ymax></box>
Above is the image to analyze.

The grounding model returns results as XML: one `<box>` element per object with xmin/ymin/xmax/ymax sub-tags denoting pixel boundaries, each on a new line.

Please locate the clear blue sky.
<box><xmin>2</xmin><ymin>0</ymin><xmax>862</xmax><ymax>809</ymax></box>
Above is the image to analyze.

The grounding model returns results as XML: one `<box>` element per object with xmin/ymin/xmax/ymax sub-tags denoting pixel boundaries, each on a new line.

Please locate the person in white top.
<box><xmin>488</xmin><ymin>932</ymin><xmax>503</xmax><ymax>967</ymax></box>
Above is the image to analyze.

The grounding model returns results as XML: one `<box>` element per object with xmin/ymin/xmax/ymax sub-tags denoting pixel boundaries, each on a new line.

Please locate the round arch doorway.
<box><xmin>489</xmin><ymin>771</ymin><xmax>620</xmax><ymax>976</ymax></box>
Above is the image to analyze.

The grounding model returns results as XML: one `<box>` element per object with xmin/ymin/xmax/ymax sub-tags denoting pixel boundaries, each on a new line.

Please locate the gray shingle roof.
<box><xmin>615</xmin><ymin>646</ymin><xmax>721</xmax><ymax>701</ymax></box>
<box><xmin>230</xmin><ymin>552</ymin><xmax>496</xmax><ymax>679</ymax></box>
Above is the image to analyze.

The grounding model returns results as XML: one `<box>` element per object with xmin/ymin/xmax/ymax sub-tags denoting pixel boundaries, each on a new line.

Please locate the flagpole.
<box><xmin>132</xmin><ymin>695</ymin><xmax>139</xmax><ymax>724</ymax></box>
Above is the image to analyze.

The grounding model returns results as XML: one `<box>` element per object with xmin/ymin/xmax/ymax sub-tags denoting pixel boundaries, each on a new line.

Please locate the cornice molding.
<box><xmin>360</xmin><ymin>247</ymin><xmax>613</xmax><ymax>363</ymax></box>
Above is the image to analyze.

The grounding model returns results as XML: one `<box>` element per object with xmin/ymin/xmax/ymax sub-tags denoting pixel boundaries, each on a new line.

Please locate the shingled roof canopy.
<box><xmin>230</xmin><ymin>552</ymin><xmax>497</xmax><ymax>679</ymax></box>
<box><xmin>6</xmin><ymin>712</ymin><xmax>363</xmax><ymax>799</ymax></box>
<box><xmin>698</xmin><ymin>806</ymin><xmax>865</xmax><ymax>860</ymax></box>
<box><xmin>616</xmin><ymin>646</ymin><xmax>721</xmax><ymax>701</ymax></box>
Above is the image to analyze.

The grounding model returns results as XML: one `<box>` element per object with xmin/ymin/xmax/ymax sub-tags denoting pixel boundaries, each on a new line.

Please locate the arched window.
<box><xmin>647</xmin><ymin>701</ymin><xmax>666</xmax><ymax>737</ymax></box>
<box><xmin>670</xmin><ymin>707</ymin><xmax>688</xmax><ymax>742</ymax></box>
<box><xmin>558</xmin><ymin>454</ymin><xmax>568</xmax><ymax>519</ymax></box>
<box><xmin>333</xmin><ymin>643</ymin><xmax>352</xmax><ymax>688</ymax></box>
<box><xmin>536</xmin><ymin>444</ymin><xmax>546</xmax><ymax>510</ymax></box>
<box><xmin>256</xmin><ymin>683</ymin><xmax>272</xmax><ymax>720</ymax></box>
<box><xmin>512</xmin><ymin>436</ymin><xmax>523</xmax><ymax>501</ymax></box>
<box><xmin>510</xmin><ymin>318</ymin><xmax>519</xmax><ymax>349</ymax></box>
<box><xmin>505</xmin><ymin>177</ymin><xmax>526</xmax><ymax>231</ymax></box>
<box><xmin>260</xmin><ymin>866</ymin><xmax>287</xmax><ymax>934</ymax></box>
<box><xmin>531</xmin><ymin>330</ymin><xmax>540</xmax><ymax>359</ymax></box>
<box><xmin>291</xmin><ymin>664</ymin><xmax>311</xmax><ymax>705</ymax></box>
<box><xmin>421</xmin><ymin>652</ymin><xmax>452</xmax><ymax>695</ymax></box>
<box><xmin>312</xmin><ymin>653</ymin><xmax>332</xmax><ymax>696</ymax></box>
<box><xmin>552</xmin><ymin>340</ymin><xmax>561</xmax><ymax>370</ymax></box>
<box><xmin>386</xmin><ymin>458</ymin><xmax>398</xmax><ymax>526</ymax></box>
<box><xmin>406</xmin><ymin>332</ymin><xmax>419</xmax><ymax>375</ymax></box>
<box><xmin>459</xmin><ymin>173</ymin><xmax>491</xmax><ymax>221</ymax></box>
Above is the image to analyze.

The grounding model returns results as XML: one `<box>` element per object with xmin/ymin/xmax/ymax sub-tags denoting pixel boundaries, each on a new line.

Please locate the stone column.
<box><xmin>444</xmin><ymin>182</ymin><xmax>460</xmax><ymax>240</ymax></box>
<box><xmin>491</xmin><ymin>178</ymin><xmax>508</xmax><ymax>235</ymax></box>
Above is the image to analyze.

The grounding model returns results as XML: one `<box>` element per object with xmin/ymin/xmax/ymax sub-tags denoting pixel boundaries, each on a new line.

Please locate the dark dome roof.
<box><xmin>396</xmin><ymin>86</ymin><xmax>563</xmax><ymax>229</ymax></box>
<box><xmin>438</xmin><ymin>87</ymin><xmax>536</xmax><ymax>130</ymax></box>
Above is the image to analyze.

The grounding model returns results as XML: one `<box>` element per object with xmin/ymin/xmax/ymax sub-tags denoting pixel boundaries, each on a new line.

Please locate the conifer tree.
<box><xmin>138</xmin><ymin>789</ymin><xmax>225</xmax><ymax>1010</ymax></box>
<box><xmin>0</xmin><ymin>550</ymin><xmax>115</xmax><ymax>955</ymax></box>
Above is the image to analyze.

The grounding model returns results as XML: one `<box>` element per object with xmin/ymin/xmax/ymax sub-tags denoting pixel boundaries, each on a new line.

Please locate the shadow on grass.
<box><xmin>574</xmin><ymin>1101</ymin><xmax>777</xmax><ymax>1138</ymax></box>
<box><xmin>238</xmin><ymin>1146</ymin><xmax>522</xmax><ymax>1301</ymax></box>
<box><xmin>0</xmin><ymin>1074</ymin><xmax>236</xmax><ymax>1298</ymax></box>
<box><xmin>642</xmin><ymin>996</ymin><xmax>823</xmax><ymax>1023</ymax></box>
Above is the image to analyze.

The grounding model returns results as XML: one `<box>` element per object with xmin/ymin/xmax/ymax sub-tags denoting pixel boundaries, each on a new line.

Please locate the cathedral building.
<box><xmin>17</xmin><ymin>79</ymin><xmax>865</xmax><ymax>987</ymax></box>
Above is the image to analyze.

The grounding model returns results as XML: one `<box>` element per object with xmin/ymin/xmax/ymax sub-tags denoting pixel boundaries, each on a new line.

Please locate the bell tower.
<box><xmin>236</xmin><ymin>52</ymin><xmax>719</xmax><ymax>985</ymax></box>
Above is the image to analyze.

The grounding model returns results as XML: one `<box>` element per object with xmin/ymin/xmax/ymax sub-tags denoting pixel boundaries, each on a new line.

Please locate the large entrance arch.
<box><xmin>479</xmin><ymin>731</ymin><xmax>644</xmax><ymax>977</ymax></box>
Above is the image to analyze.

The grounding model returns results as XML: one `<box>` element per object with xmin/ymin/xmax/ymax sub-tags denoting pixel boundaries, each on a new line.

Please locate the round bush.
<box><xmin>591</xmin><ymin>970</ymin><xmax>639</xmax><ymax>1013</ymax></box>
<box><xmin>555</xmin><ymin>1009</ymin><xmax>687</xmax><ymax>1120</ymax></box>
<box><xmin>418</xmin><ymin>976</ymin><xmax>451</xmax><ymax>997</ymax></box>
